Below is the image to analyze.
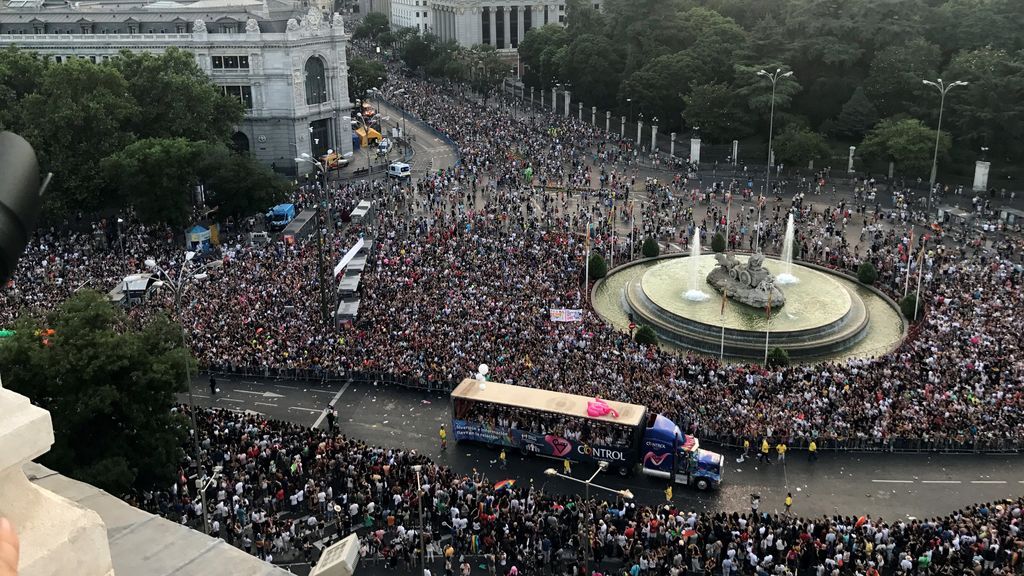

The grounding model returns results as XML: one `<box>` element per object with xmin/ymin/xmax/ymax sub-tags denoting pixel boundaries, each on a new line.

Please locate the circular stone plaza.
<box><xmin>593</xmin><ymin>253</ymin><xmax>906</xmax><ymax>361</ymax></box>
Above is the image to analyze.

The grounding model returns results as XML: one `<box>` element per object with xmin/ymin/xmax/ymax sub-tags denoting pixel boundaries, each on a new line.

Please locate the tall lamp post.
<box><xmin>755</xmin><ymin>67</ymin><xmax>793</xmax><ymax>252</ymax></box>
<box><xmin>145</xmin><ymin>252</ymin><xmax>210</xmax><ymax>534</ymax></box>
<box><xmin>412</xmin><ymin>465</ymin><xmax>427</xmax><ymax>570</ymax></box>
<box><xmin>296</xmin><ymin>154</ymin><xmax>334</xmax><ymax>326</ymax></box>
<box><xmin>545</xmin><ymin>464</ymin><xmax>634</xmax><ymax>575</ymax></box>
<box><xmin>923</xmin><ymin>78</ymin><xmax>968</xmax><ymax>213</ymax></box>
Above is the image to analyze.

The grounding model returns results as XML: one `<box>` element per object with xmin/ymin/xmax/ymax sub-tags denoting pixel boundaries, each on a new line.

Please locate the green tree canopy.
<box><xmin>682</xmin><ymin>82</ymin><xmax>748</xmax><ymax>142</ymax></box>
<box><xmin>353</xmin><ymin>12</ymin><xmax>389</xmax><ymax>41</ymax></box>
<box><xmin>859</xmin><ymin>117</ymin><xmax>949</xmax><ymax>177</ymax></box>
<box><xmin>16</xmin><ymin>58</ymin><xmax>138</xmax><ymax>214</ymax></box>
<box><xmin>102</xmin><ymin>138</ymin><xmax>203</xmax><ymax>227</ymax></box>
<box><xmin>110</xmin><ymin>48</ymin><xmax>243</xmax><ymax>142</ymax></box>
<box><xmin>0</xmin><ymin>46</ymin><xmax>48</xmax><ymax>130</ymax></box>
<box><xmin>0</xmin><ymin>291</ymin><xmax>189</xmax><ymax>494</ymax></box>
<box><xmin>196</xmin><ymin>143</ymin><xmax>290</xmax><ymax>223</ymax></box>
<box><xmin>773</xmin><ymin>125</ymin><xmax>831</xmax><ymax>167</ymax></box>
<box><xmin>863</xmin><ymin>38</ymin><xmax>941</xmax><ymax>118</ymax></box>
<box><xmin>588</xmin><ymin>253</ymin><xmax>608</xmax><ymax>280</ymax></box>
<box><xmin>348</xmin><ymin>56</ymin><xmax>388</xmax><ymax>101</ymax></box>
<box><xmin>941</xmin><ymin>47</ymin><xmax>1024</xmax><ymax>160</ymax></box>
<box><xmin>829</xmin><ymin>87</ymin><xmax>879</xmax><ymax>140</ymax></box>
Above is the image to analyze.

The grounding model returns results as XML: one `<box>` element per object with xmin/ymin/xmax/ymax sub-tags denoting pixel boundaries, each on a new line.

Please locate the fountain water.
<box><xmin>684</xmin><ymin>228</ymin><xmax>710</xmax><ymax>301</ymax></box>
<box><xmin>776</xmin><ymin>213</ymin><xmax>800</xmax><ymax>285</ymax></box>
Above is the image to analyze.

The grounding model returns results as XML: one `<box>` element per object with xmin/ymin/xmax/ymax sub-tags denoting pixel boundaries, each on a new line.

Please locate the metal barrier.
<box><xmin>696</xmin><ymin>428</ymin><xmax>1023</xmax><ymax>454</ymax></box>
<box><xmin>202</xmin><ymin>365</ymin><xmax>456</xmax><ymax>394</ymax></box>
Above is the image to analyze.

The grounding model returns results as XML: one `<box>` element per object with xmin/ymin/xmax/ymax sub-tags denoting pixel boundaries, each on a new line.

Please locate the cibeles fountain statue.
<box><xmin>707</xmin><ymin>252</ymin><xmax>786</xmax><ymax>309</ymax></box>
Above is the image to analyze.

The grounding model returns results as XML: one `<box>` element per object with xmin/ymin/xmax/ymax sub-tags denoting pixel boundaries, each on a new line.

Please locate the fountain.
<box><xmin>683</xmin><ymin>228</ymin><xmax>710</xmax><ymax>302</ymax></box>
<box><xmin>775</xmin><ymin>213</ymin><xmax>799</xmax><ymax>285</ymax></box>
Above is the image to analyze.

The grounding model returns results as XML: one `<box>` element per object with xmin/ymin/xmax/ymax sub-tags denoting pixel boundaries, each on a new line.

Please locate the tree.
<box><xmin>464</xmin><ymin>45</ymin><xmax>509</xmax><ymax>102</ymax></box>
<box><xmin>711</xmin><ymin>232</ymin><xmax>726</xmax><ymax>253</ymax></box>
<box><xmin>942</xmin><ymin>47</ymin><xmax>1024</xmax><ymax>161</ymax></box>
<box><xmin>682</xmin><ymin>82</ymin><xmax>748</xmax><ymax>142</ymax></box>
<box><xmin>16</xmin><ymin>58</ymin><xmax>138</xmax><ymax>214</ymax></box>
<box><xmin>829</xmin><ymin>87</ymin><xmax>879</xmax><ymax>140</ymax></box>
<box><xmin>195</xmin><ymin>143</ymin><xmax>290</xmax><ymax>222</ymax></box>
<box><xmin>518</xmin><ymin>25</ymin><xmax>569</xmax><ymax>89</ymax></box>
<box><xmin>642</xmin><ymin>237</ymin><xmax>660</xmax><ymax>258</ymax></box>
<box><xmin>766</xmin><ymin>347</ymin><xmax>790</xmax><ymax>368</ymax></box>
<box><xmin>588</xmin><ymin>253</ymin><xmax>608</xmax><ymax>280</ymax></box>
<box><xmin>0</xmin><ymin>46</ymin><xmax>48</xmax><ymax>131</ymax></box>
<box><xmin>110</xmin><ymin>48</ymin><xmax>243</xmax><ymax>143</ymax></box>
<box><xmin>900</xmin><ymin>293</ymin><xmax>924</xmax><ymax>321</ymax></box>
<box><xmin>634</xmin><ymin>325</ymin><xmax>658</xmax><ymax>346</ymax></box>
<box><xmin>857</xmin><ymin>262</ymin><xmax>878</xmax><ymax>285</ymax></box>
<box><xmin>772</xmin><ymin>125</ymin><xmax>831</xmax><ymax>167</ymax></box>
<box><xmin>731</xmin><ymin>63</ymin><xmax>802</xmax><ymax>120</ymax></box>
<box><xmin>102</xmin><ymin>138</ymin><xmax>203</xmax><ymax>227</ymax></box>
<box><xmin>0</xmin><ymin>291</ymin><xmax>189</xmax><ymax>494</ymax></box>
<box><xmin>400</xmin><ymin>33</ymin><xmax>440</xmax><ymax>72</ymax></box>
<box><xmin>348</xmin><ymin>57</ymin><xmax>388</xmax><ymax>101</ymax></box>
<box><xmin>559</xmin><ymin>34</ymin><xmax>622</xmax><ymax>110</ymax></box>
<box><xmin>353</xmin><ymin>12</ymin><xmax>389</xmax><ymax>41</ymax></box>
<box><xmin>859</xmin><ymin>118</ymin><xmax>949</xmax><ymax>177</ymax></box>
<box><xmin>863</xmin><ymin>38</ymin><xmax>941</xmax><ymax>119</ymax></box>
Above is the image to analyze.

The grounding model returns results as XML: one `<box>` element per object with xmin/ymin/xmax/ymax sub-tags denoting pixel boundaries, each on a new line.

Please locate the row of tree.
<box><xmin>515</xmin><ymin>0</ymin><xmax>1024</xmax><ymax>175</ymax></box>
<box><xmin>0</xmin><ymin>47</ymin><xmax>288</xmax><ymax>226</ymax></box>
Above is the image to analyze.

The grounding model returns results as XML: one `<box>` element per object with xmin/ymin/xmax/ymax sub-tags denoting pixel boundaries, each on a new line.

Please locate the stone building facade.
<box><xmin>0</xmin><ymin>0</ymin><xmax>353</xmax><ymax>175</ymax></box>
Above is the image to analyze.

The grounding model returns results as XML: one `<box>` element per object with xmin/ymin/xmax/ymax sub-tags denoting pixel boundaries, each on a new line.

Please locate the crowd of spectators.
<box><xmin>3</xmin><ymin>68</ymin><xmax>1024</xmax><ymax>451</ymax></box>
<box><xmin>152</xmin><ymin>406</ymin><xmax>1024</xmax><ymax>575</ymax></box>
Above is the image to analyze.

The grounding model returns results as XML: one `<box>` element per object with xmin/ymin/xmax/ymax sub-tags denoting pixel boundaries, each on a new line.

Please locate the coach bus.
<box><xmin>450</xmin><ymin>378</ymin><xmax>723</xmax><ymax>490</ymax></box>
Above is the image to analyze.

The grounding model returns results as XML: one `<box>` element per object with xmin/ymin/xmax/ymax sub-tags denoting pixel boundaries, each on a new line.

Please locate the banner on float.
<box><xmin>333</xmin><ymin>237</ymin><xmax>365</xmax><ymax>278</ymax></box>
<box><xmin>549</xmin><ymin>308</ymin><xmax>583</xmax><ymax>322</ymax></box>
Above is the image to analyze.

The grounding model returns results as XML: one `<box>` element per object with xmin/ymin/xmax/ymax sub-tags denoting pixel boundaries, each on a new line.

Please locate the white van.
<box><xmin>377</xmin><ymin>138</ymin><xmax>393</xmax><ymax>155</ymax></box>
<box><xmin>387</xmin><ymin>162</ymin><xmax>411</xmax><ymax>180</ymax></box>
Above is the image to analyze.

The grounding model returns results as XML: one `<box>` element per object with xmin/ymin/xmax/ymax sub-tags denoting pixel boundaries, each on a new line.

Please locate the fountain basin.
<box><xmin>593</xmin><ymin>254</ymin><xmax>906</xmax><ymax>362</ymax></box>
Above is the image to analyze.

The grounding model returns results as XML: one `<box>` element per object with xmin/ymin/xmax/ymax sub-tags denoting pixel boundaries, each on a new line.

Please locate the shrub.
<box><xmin>634</xmin><ymin>325</ymin><xmax>658</xmax><ymax>346</ymax></box>
<box><xmin>641</xmin><ymin>237</ymin><xmax>660</xmax><ymax>258</ymax></box>
<box><xmin>766</xmin><ymin>347</ymin><xmax>790</xmax><ymax>368</ymax></box>
<box><xmin>588</xmin><ymin>253</ymin><xmax>607</xmax><ymax>280</ymax></box>
<box><xmin>711</xmin><ymin>232</ymin><xmax>726</xmax><ymax>253</ymax></box>
<box><xmin>900</xmin><ymin>293</ymin><xmax>924</xmax><ymax>321</ymax></box>
<box><xmin>857</xmin><ymin>262</ymin><xmax>878</xmax><ymax>285</ymax></box>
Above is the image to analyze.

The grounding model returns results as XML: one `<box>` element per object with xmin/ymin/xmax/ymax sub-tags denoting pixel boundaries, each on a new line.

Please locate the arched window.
<box><xmin>230</xmin><ymin>131</ymin><xmax>250</xmax><ymax>153</ymax></box>
<box><xmin>304</xmin><ymin>56</ymin><xmax>328</xmax><ymax>105</ymax></box>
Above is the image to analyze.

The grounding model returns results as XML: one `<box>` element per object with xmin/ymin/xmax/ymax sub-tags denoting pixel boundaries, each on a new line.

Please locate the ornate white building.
<box><xmin>0</xmin><ymin>0</ymin><xmax>353</xmax><ymax>175</ymax></box>
<box><xmin>426</xmin><ymin>0</ymin><xmax>565</xmax><ymax>49</ymax></box>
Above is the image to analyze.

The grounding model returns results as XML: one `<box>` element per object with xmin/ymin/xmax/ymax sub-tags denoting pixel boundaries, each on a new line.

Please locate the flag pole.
<box><xmin>720</xmin><ymin>290</ymin><xmax>727</xmax><ymax>360</ymax></box>
<box><xmin>914</xmin><ymin>246</ymin><xmax>926</xmax><ymax>322</ymax></box>
<box><xmin>764</xmin><ymin>289</ymin><xmax>772</xmax><ymax>366</ymax></box>
<box><xmin>584</xmin><ymin>219</ymin><xmax>590</xmax><ymax>303</ymax></box>
<box><xmin>903</xmin><ymin>228</ymin><xmax>914</xmax><ymax>297</ymax></box>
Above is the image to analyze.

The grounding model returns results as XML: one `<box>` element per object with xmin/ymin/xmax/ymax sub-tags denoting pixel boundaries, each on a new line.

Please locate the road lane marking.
<box><xmin>219</xmin><ymin>398</ymin><xmax>244</xmax><ymax>403</ymax></box>
<box><xmin>273</xmin><ymin>384</ymin><xmax>301</xmax><ymax>390</ymax></box>
<box><xmin>192</xmin><ymin>394</ymin><xmax>211</xmax><ymax>399</ymax></box>
<box><xmin>254</xmin><ymin>402</ymin><xmax>276</xmax><ymax>407</ymax></box>
<box><xmin>921</xmin><ymin>480</ymin><xmax>961</xmax><ymax>484</ymax></box>
<box><xmin>309</xmin><ymin>389</ymin><xmax>337</xmax><ymax>394</ymax></box>
<box><xmin>872</xmin><ymin>480</ymin><xmax>913</xmax><ymax>483</ymax></box>
<box><xmin>289</xmin><ymin>406</ymin><xmax>321</xmax><ymax>413</ymax></box>
<box><xmin>233</xmin><ymin>389</ymin><xmax>284</xmax><ymax>398</ymax></box>
<box><xmin>313</xmin><ymin>382</ymin><xmax>350</xmax><ymax>429</ymax></box>
<box><xmin>970</xmin><ymin>480</ymin><xmax>1007</xmax><ymax>484</ymax></box>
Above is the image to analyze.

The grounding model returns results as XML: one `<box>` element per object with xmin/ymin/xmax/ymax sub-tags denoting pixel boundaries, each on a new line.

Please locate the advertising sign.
<box><xmin>452</xmin><ymin>420</ymin><xmax>629</xmax><ymax>462</ymax></box>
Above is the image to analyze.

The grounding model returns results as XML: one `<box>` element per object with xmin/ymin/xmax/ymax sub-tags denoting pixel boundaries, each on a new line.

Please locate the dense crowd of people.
<box><xmin>151</xmin><ymin>406</ymin><xmax>1024</xmax><ymax>575</ymax></box>
<box><xmin>4</xmin><ymin>69</ymin><xmax>1024</xmax><ymax>449</ymax></box>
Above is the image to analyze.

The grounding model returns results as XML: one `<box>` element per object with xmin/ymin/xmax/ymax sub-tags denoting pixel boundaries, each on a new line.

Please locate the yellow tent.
<box><xmin>355</xmin><ymin>126</ymin><xmax>383</xmax><ymax>148</ymax></box>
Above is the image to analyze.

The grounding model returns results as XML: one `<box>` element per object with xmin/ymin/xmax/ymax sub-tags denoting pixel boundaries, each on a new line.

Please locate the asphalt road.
<box><xmin>182</xmin><ymin>375</ymin><xmax>1024</xmax><ymax>523</ymax></box>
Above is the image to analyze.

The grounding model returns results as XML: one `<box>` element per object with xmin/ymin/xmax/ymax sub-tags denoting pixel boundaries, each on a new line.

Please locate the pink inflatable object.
<box><xmin>587</xmin><ymin>397</ymin><xmax>619</xmax><ymax>419</ymax></box>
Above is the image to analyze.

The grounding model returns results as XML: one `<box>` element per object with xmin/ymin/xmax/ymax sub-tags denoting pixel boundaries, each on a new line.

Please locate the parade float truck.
<box><xmin>450</xmin><ymin>378</ymin><xmax>723</xmax><ymax>490</ymax></box>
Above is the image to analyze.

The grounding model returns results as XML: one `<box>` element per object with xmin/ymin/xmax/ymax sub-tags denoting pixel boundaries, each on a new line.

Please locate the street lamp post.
<box><xmin>544</xmin><ymin>464</ymin><xmax>634</xmax><ymax>575</ymax></box>
<box><xmin>145</xmin><ymin>253</ymin><xmax>210</xmax><ymax>535</ymax></box>
<box><xmin>923</xmin><ymin>78</ymin><xmax>968</xmax><ymax>213</ymax></box>
<box><xmin>296</xmin><ymin>154</ymin><xmax>334</xmax><ymax>326</ymax></box>
<box><xmin>412</xmin><ymin>465</ymin><xmax>427</xmax><ymax>570</ymax></box>
<box><xmin>755</xmin><ymin>67</ymin><xmax>793</xmax><ymax>253</ymax></box>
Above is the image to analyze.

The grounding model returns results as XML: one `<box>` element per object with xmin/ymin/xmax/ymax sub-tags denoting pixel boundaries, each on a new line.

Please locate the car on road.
<box><xmin>377</xmin><ymin>138</ymin><xmax>393</xmax><ymax>156</ymax></box>
<box><xmin>387</xmin><ymin>162</ymin><xmax>411</xmax><ymax>180</ymax></box>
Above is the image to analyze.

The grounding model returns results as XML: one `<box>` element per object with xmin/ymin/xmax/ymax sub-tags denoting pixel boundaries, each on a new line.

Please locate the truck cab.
<box><xmin>640</xmin><ymin>414</ymin><xmax>723</xmax><ymax>490</ymax></box>
<box><xmin>266</xmin><ymin>203</ymin><xmax>296</xmax><ymax>231</ymax></box>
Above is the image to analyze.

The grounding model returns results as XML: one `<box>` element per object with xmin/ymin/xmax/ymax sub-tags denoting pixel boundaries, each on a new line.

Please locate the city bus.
<box><xmin>450</xmin><ymin>378</ymin><xmax>723</xmax><ymax>490</ymax></box>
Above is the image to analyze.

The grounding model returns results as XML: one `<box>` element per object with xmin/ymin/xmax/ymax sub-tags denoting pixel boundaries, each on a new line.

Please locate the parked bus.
<box><xmin>450</xmin><ymin>379</ymin><xmax>723</xmax><ymax>489</ymax></box>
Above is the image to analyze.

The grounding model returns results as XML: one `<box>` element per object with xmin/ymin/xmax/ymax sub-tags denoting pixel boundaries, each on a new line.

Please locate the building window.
<box><xmin>481</xmin><ymin>7</ymin><xmax>489</xmax><ymax>45</ymax></box>
<box><xmin>54</xmin><ymin>56</ymin><xmax>62</xmax><ymax>63</ymax></box>
<box><xmin>523</xmin><ymin>7</ymin><xmax>531</xmax><ymax>33</ymax></box>
<box><xmin>559</xmin><ymin>15</ymin><xmax>565</xmax><ymax>22</ymax></box>
<box><xmin>212</xmin><ymin>56</ymin><xmax>223</xmax><ymax>68</ymax></box>
<box><xmin>304</xmin><ymin>56</ymin><xmax>328</xmax><ymax>105</ymax></box>
<box><xmin>239</xmin><ymin>55</ymin><xmax>248</xmax><ymax>68</ymax></box>
<box><xmin>223</xmin><ymin>85</ymin><xmax>253</xmax><ymax>109</ymax></box>
<box><xmin>225</xmin><ymin>55</ymin><xmax>239</xmax><ymax>68</ymax></box>
<box><xmin>176</xmin><ymin>24</ymin><xmax>185</xmax><ymax>33</ymax></box>
<box><xmin>33</xmin><ymin>25</ymin><xmax>43</xmax><ymax>33</ymax></box>
<box><xmin>128</xmin><ymin>25</ymin><xmax>137</xmax><ymax>33</ymax></box>
<box><xmin>495</xmin><ymin>7</ymin><xmax>504</xmax><ymax>49</ymax></box>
